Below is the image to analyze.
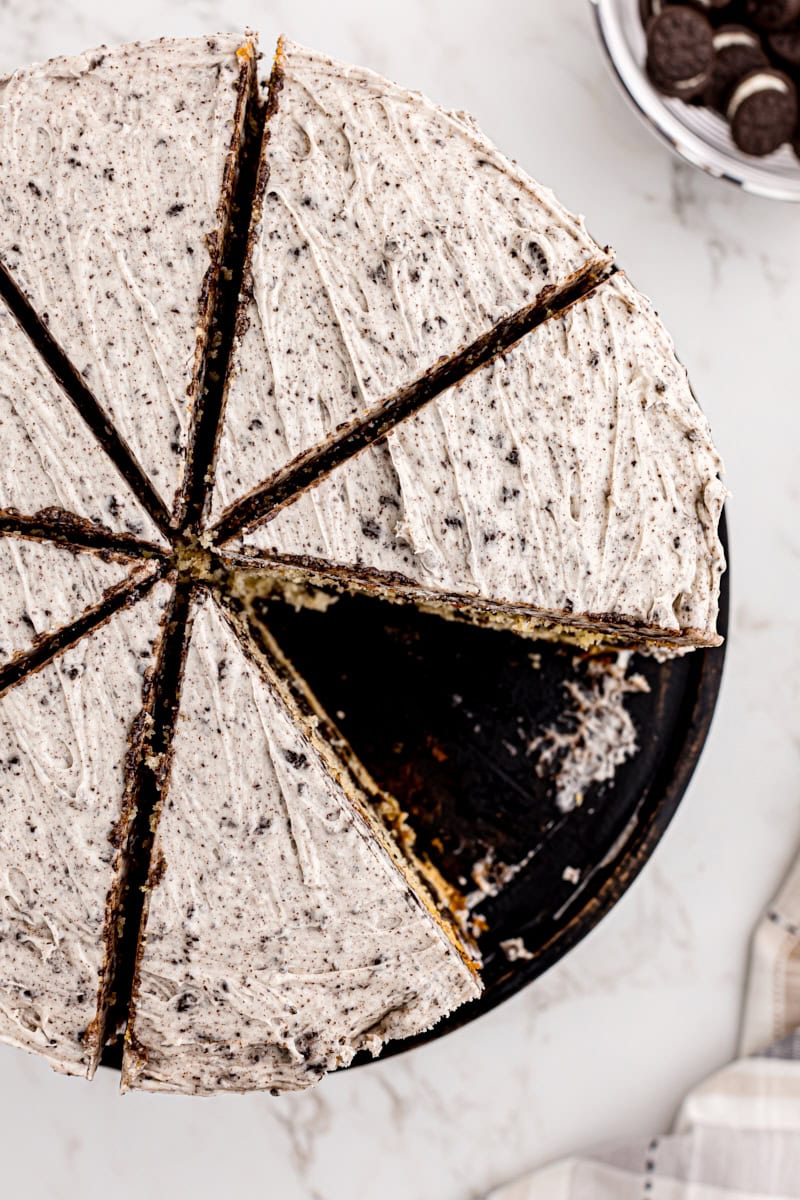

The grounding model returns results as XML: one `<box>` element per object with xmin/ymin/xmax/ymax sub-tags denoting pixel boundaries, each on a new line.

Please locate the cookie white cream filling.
<box><xmin>713</xmin><ymin>30</ymin><xmax>760</xmax><ymax>52</ymax></box>
<box><xmin>728</xmin><ymin>72</ymin><xmax>790</xmax><ymax>120</ymax></box>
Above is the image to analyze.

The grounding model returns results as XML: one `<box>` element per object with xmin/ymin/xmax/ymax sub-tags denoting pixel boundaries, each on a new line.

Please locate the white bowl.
<box><xmin>591</xmin><ymin>0</ymin><xmax>800</xmax><ymax>202</ymax></box>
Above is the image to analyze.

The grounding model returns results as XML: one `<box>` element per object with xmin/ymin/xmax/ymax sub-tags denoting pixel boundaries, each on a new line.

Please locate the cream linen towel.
<box><xmin>487</xmin><ymin>851</ymin><xmax>800</xmax><ymax>1199</ymax></box>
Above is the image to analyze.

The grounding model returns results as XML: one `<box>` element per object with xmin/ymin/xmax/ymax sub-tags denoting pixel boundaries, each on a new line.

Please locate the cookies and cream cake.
<box><xmin>209</xmin><ymin>38</ymin><xmax>613</xmax><ymax>523</ymax></box>
<box><xmin>0</xmin><ymin>580</ymin><xmax>171</xmax><ymax>1076</ymax></box>
<box><xmin>0</xmin><ymin>31</ymin><xmax>725</xmax><ymax>1094</ymax></box>
<box><xmin>226</xmin><ymin>274</ymin><xmax>726</xmax><ymax>651</ymax></box>
<box><xmin>122</xmin><ymin>592</ymin><xmax>479</xmax><ymax>1095</ymax></box>
<box><xmin>0</xmin><ymin>34</ymin><xmax>256</xmax><ymax>520</ymax></box>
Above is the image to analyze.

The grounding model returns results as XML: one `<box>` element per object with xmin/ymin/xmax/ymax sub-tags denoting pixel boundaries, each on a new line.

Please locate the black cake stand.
<box><xmin>266</xmin><ymin>515</ymin><xmax>729</xmax><ymax>1061</ymax></box>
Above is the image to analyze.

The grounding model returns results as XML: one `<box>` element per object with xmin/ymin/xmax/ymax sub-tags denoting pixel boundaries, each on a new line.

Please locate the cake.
<box><xmin>0</xmin><ymin>294</ymin><xmax>165</xmax><ymax>548</ymax></box>
<box><xmin>122</xmin><ymin>591</ymin><xmax>478</xmax><ymax>1095</ymax></box>
<box><xmin>0</xmin><ymin>579</ymin><xmax>171</xmax><ymax>1076</ymax></box>
<box><xmin>0</xmin><ymin>31</ymin><xmax>725</xmax><ymax>1094</ymax></box>
<box><xmin>0</xmin><ymin>537</ymin><xmax>154</xmax><ymax>668</ymax></box>
<box><xmin>208</xmin><ymin>37</ymin><xmax>613</xmax><ymax>525</ymax></box>
<box><xmin>0</xmin><ymin>34</ymin><xmax>256</xmax><ymax>521</ymax></box>
<box><xmin>224</xmin><ymin>274</ymin><xmax>726</xmax><ymax>651</ymax></box>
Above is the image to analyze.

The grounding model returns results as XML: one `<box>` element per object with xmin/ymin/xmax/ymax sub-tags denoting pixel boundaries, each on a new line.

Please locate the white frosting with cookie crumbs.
<box><xmin>0</xmin><ymin>581</ymin><xmax>170</xmax><ymax>1077</ymax></box>
<box><xmin>209</xmin><ymin>37</ymin><xmax>611</xmax><ymax>520</ymax></box>
<box><xmin>0</xmin><ymin>296</ymin><xmax>166</xmax><ymax>546</ymax></box>
<box><xmin>0</xmin><ymin>537</ymin><xmax>152</xmax><ymax>666</ymax></box>
<box><xmin>123</xmin><ymin>594</ymin><xmax>479</xmax><ymax>1095</ymax></box>
<box><xmin>236</xmin><ymin>274</ymin><xmax>727</xmax><ymax>647</ymax></box>
<box><xmin>0</xmin><ymin>35</ymin><xmax>252</xmax><ymax>517</ymax></box>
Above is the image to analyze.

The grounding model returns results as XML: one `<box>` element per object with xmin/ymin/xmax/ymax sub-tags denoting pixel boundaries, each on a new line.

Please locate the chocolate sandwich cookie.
<box><xmin>647</xmin><ymin>6</ymin><xmax>716</xmax><ymax>98</ymax></box>
<box><xmin>641</xmin><ymin>0</ymin><xmax>736</xmax><ymax>24</ymax></box>
<box><xmin>744</xmin><ymin>0</ymin><xmax>800</xmax><ymax>29</ymax></box>
<box><xmin>704</xmin><ymin>24</ymin><xmax>769</xmax><ymax>109</ymax></box>
<box><xmin>768</xmin><ymin>25</ymin><xmax>800</xmax><ymax>67</ymax></box>
<box><xmin>640</xmin><ymin>0</ymin><xmax>670</xmax><ymax>23</ymax></box>
<box><xmin>727</xmin><ymin>66</ymin><xmax>798</xmax><ymax>151</ymax></box>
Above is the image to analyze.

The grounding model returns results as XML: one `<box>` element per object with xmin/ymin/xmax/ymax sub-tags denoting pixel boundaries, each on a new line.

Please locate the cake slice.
<box><xmin>227</xmin><ymin>274</ymin><xmax>727</xmax><ymax>651</ymax></box>
<box><xmin>208</xmin><ymin>36</ymin><xmax>612</xmax><ymax>522</ymax></box>
<box><xmin>0</xmin><ymin>577</ymin><xmax>171</xmax><ymax>1077</ymax></box>
<box><xmin>0</xmin><ymin>294</ymin><xmax>165</xmax><ymax>547</ymax></box>
<box><xmin>0</xmin><ymin>34</ymin><xmax>256</xmax><ymax>519</ymax></box>
<box><xmin>0</xmin><ymin>535</ymin><xmax>157</xmax><ymax>668</ymax></box>
<box><xmin>122</xmin><ymin>590</ymin><xmax>479</xmax><ymax>1095</ymax></box>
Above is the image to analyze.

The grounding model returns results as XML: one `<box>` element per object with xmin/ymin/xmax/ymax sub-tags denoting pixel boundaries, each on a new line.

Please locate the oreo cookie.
<box><xmin>744</xmin><ymin>0</ymin><xmax>800</xmax><ymax>30</ymax></box>
<box><xmin>641</xmin><ymin>0</ymin><xmax>734</xmax><ymax>25</ymax></box>
<box><xmin>705</xmin><ymin>24</ymin><xmax>769</xmax><ymax>109</ymax></box>
<box><xmin>640</xmin><ymin>0</ymin><xmax>669</xmax><ymax>22</ymax></box>
<box><xmin>727</xmin><ymin>66</ymin><xmax>799</xmax><ymax>151</ymax></box>
<box><xmin>768</xmin><ymin>25</ymin><xmax>800</xmax><ymax>67</ymax></box>
<box><xmin>647</xmin><ymin>6</ymin><xmax>716</xmax><ymax>98</ymax></box>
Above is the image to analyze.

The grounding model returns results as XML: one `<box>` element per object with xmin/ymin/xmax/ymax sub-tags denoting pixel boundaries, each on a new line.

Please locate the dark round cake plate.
<box><xmin>265</xmin><ymin>515</ymin><xmax>729</xmax><ymax>1063</ymax></box>
<box><xmin>100</xmin><ymin>522</ymin><xmax>728</xmax><ymax>1077</ymax></box>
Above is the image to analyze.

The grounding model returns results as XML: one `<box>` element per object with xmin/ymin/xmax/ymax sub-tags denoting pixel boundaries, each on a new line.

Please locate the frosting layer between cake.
<box><xmin>209</xmin><ymin>37</ymin><xmax>611</xmax><ymax>520</ymax></box>
<box><xmin>123</xmin><ymin>592</ymin><xmax>479</xmax><ymax>1095</ymax></box>
<box><xmin>0</xmin><ymin>34</ymin><xmax>253</xmax><ymax>517</ymax></box>
<box><xmin>0</xmin><ymin>580</ymin><xmax>171</xmax><ymax>1077</ymax></box>
<box><xmin>232</xmin><ymin>274</ymin><xmax>726</xmax><ymax>647</ymax></box>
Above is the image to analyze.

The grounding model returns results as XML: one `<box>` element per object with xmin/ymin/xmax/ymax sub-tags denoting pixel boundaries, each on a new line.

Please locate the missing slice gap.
<box><xmin>215</xmin><ymin>587</ymin><xmax>478</xmax><ymax>963</ymax></box>
<box><xmin>209</xmin><ymin>262</ymin><xmax>617</xmax><ymax>546</ymax></box>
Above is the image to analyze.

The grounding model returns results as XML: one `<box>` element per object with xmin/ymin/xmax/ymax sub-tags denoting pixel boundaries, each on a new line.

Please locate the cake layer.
<box><xmin>231</xmin><ymin>274</ymin><xmax>727</xmax><ymax>649</ymax></box>
<box><xmin>0</xmin><ymin>579</ymin><xmax>171</xmax><ymax>1077</ymax></box>
<box><xmin>0</xmin><ymin>34</ymin><xmax>254</xmax><ymax>518</ymax></box>
<box><xmin>0</xmin><ymin>294</ymin><xmax>166</xmax><ymax>546</ymax></box>
<box><xmin>123</xmin><ymin>591</ymin><xmax>479</xmax><ymax>1095</ymax></box>
<box><xmin>0</xmin><ymin>536</ymin><xmax>154</xmax><ymax>667</ymax></box>
<box><xmin>209</xmin><ymin>36</ymin><xmax>611</xmax><ymax>521</ymax></box>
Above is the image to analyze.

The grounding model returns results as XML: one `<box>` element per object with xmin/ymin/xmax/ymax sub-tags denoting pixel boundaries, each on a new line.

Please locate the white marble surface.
<box><xmin>0</xmin><ymin>1</ymin><xmax>798</xmax><ymax>1196</ymax></box>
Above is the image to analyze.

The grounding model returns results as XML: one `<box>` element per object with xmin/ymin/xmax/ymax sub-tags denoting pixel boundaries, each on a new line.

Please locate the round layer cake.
<box><xmin>0</xmin><ymin>32</ymin><xmax>725</xmax><ymax>1094</ymax></box>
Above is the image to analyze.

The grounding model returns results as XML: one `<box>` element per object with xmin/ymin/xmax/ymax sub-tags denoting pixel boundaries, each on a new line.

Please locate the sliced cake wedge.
<box><xmin>0</xmin><ymin>577</ymin><xmax>172</xmax><ymax>1077</ymax></box>
<box><xmin>0</xmin><ymin>294</ymin><xmax>166</xmax><ymax>548</ymax></box>
<box><xmin>0</xmin><ymin>34</ymin><xmax>256</xmax><ymax>519</ymax></box>
<box><xmin>0</xmin><ymin>535</ymin><xmax>157</xmax><ymax>668</ymax></box>
<box><xmin>209</xmin><ymin>36</ymin><xmax>612</xmax><ymax>522</ymax></box>
<box><xmin>122</xmin><ymin>589</ymin><xmax>479</xmax><ymax>1095</ymax></box>
<box><xmin>227</xmin><ymin>274</ymin><xmax>727</xmax><ymax>651</ymax></box>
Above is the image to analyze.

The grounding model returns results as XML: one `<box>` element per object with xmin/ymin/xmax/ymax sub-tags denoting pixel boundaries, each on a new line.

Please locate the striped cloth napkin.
<box><xmin>488</xmin><ymin>851</ymin><xmax>800</xmax><ymax>1199</ymax></box>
